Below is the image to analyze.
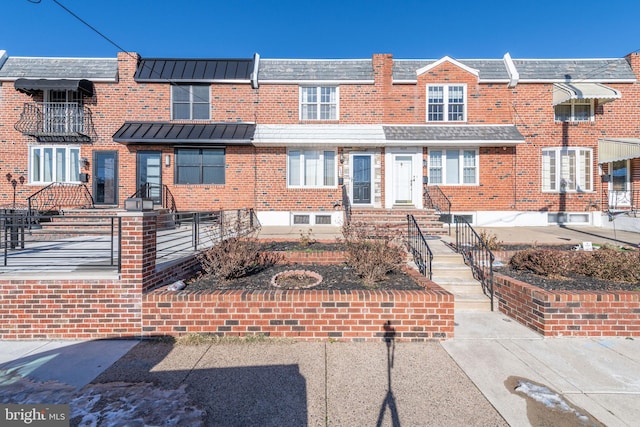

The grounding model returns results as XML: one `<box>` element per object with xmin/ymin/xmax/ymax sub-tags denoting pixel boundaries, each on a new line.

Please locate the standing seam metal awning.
<box><xmin>112</xmin><ymin>122</ymin><xmax>256</xmax><ymax>145</ymax></box>
<box><xmin>552</xmin><ymin>83</ymin><xmax>620</xmax><ymax>105</ymax></box>
<box><xmin>598</xmin><ymin>138</ymin><xmax>640</xmax><ymax>163</ymax></box>
<box><xmin>14</xmin><ymin>78</ymin><xmax>94</xmax><ymax>97</ymax></box>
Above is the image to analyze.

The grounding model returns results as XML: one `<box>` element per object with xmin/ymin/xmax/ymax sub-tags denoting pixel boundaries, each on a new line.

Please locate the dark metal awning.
<box><xmin>14</xmin><ymin>78</ymin><xmax>94</xmax><ymax>97</ymax></box>
<box><xmin>113</xmin><ymin>122</ymin><xmax>256</xmax><ymax>145</ymax></box>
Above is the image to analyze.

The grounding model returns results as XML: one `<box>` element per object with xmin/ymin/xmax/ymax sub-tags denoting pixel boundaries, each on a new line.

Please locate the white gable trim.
<box><xmin>416</xmin><ymin>56</ymin><xmax>479</xmax><ymax>77</ymax></box>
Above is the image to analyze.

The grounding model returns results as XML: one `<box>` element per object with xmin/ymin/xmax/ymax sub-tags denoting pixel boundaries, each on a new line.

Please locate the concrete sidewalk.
<box><xmin>2</xmin><ymin>326</ymin><xmax>640</xmax><ymax>425</ymax></box>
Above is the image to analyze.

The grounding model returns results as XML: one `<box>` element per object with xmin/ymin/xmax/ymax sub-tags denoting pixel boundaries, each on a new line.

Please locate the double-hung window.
<box><xmin>300</xmin><ymin>87</ymin><xmax>338</xmax><ymax>120</ymax></box>
<box><xmin>554</xmin><ymin>100</ymin><xmax>592</xmax><ymax>122</ymax></box>
<box><xmin>288</xmin><ymin>149</ymin><xmax>336</xmax><ymax>187</ymax></box>
<box><xmin>172</xmin><ymin>84</ymin><xmax>210</xmax><ymax>120</ymax></box>
<box><xmin>30</xmin><ymin>145</ymin><xmax>81</xmax><ymax>184</ymax></box>
<box><xmin>542</xmin><ymin>148</ymin><xmax>592</xmax><ymax>192</ymax></box>
<box><xmin>175</xmin><ymin>148</ymin><xmax>225</xmax><ymax>184</ymax></box>
<box><xmin>427</xmin><ymin>85</ymin><xmax>466</xmax><ymax>122</ymax></box>
<box><xmin>428</xmin><ymin>149</ymin><xmax>477</xmax><ymax>185</ymax></box>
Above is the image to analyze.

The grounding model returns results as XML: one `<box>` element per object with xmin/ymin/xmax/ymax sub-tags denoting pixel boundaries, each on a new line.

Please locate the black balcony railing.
<box><xmin>15</xmin><ymin>102</ymin><xmax>95</xmax><ymax>142</ymax></box>
<box><xmin>130</xmin><ymin>183</ymin><xmax>177</xmax><ymax>213</ymax></box>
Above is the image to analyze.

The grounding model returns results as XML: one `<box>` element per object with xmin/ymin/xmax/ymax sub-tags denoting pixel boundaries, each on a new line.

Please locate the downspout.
<box><xmin>251</xmin><ymin>52</ymin><xmax>260</xmax><ymax>89</ymax></box>
<box><xmin>503</xmin><ymin>52</ymin><xmax>519</xmax><ymax>88</ymax></box>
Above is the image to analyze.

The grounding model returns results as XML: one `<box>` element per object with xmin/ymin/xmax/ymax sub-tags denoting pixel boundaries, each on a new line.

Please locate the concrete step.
<box><xmin>454</xmin><ymin>294</ymin><xmax>492</xmax><ymax>311</ymax></box>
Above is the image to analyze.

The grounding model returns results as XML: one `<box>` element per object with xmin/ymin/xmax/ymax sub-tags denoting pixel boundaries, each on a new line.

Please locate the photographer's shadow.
<box><xmin>376</xmin><ymin>320</ymin><xmax>401</xmax><ymax>427</ymax></box>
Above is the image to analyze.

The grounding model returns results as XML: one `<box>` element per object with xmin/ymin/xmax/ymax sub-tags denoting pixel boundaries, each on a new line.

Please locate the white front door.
<box><xmin>393</xmin><ymin>155</ymin><xmax>413</xmax><ymax>204</ymax></box>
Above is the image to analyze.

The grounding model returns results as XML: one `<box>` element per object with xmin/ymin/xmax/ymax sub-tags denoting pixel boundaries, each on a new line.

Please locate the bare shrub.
<box><xmin>341</xmin><ymin>222</ymin><xmax>405</xmax><ymax>286</ymax></box>
<box><xmin>479</xmin><ymin>230</ymin><xmax>503</xmax><ymax>251</ymax></box>
<box><xmin>509</xmin><ymin>249</ymin><xmax>576</xmax><ymax>277</ymax></box>
<box><xmin>509</xmin><ymin>246</ymin><xmax>640</xmax><ymax>283</ymax></box>
<box><xmin>197</xmin><ymin>237</ymin><xmax>283</xmax><ymax>282</ymax></box>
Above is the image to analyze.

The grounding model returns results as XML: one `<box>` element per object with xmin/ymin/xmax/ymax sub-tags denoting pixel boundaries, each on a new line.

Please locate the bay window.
<box><xmin>542</xmin><ymin>148</ymin><xmax>592</xmax><ymax>192</ymax></box>
<box><xmin>288</xmin><ymin>149</ymin><xmax>336</xmax><ymax>187</ymax></box>
<box><xmin>30</xmin><ymin>145</ymin><xmax>80</xmax><ymax>184</ymax></box>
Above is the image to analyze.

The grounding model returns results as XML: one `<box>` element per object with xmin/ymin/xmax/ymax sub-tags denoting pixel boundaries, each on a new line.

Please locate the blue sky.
<box><xmin>2</xmin><ymin>0</ymin><xmax>639</xmax><ymax>60</ymax></box>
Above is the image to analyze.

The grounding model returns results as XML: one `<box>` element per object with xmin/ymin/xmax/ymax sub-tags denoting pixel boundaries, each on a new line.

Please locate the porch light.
<box><xmin>124</xmin><ymin>197</ymin><xmax>154</xmax><ymax>211</ymax></box>
<box><xmin>165</xmin><ymin>154</ymin><xmax>171</xmax><ymax>167</ymax></box>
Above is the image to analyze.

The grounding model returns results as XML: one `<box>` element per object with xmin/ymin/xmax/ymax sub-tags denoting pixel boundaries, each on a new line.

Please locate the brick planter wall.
<box><xmin>0</xmin><ymin>278</ymin><xmax>141</xmax><ymax>340</ymax></box>
<box><xmin>142</xmin><ymin>267</ymin><xmax>454</xmax><ymax>342</ymax></box>
<box><xmin>495</xmin><ymin>273</ymin><xmax>640</xmax><ymax>336</ymax></box>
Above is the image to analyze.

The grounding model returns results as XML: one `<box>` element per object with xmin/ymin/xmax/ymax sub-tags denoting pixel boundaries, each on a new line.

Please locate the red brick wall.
<box><xmin>495</xmin><ymin>273</ymin><xmax>640</xmax><ymax>336</ymax></box>
<box><xmin>142</xmin><ymin>267</ymin><xmax>454</xmax><ymax>342</ymax></box>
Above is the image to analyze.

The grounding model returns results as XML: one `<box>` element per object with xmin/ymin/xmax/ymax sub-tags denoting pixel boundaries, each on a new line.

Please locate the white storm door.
<box><xmin>393</xmin><ymin>155</ymin><xmax>413</xmax><ymax>204</ymax></box>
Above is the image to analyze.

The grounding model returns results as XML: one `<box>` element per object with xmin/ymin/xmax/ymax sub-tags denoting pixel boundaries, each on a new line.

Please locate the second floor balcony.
<box><xmin>15</xmin><ymin>102</ymin><xmax>95</xmax><ymax>143</ymax></box>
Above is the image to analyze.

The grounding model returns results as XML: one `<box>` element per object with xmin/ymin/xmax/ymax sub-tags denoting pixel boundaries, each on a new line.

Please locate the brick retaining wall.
<box><xmin>495</xmin><ymin>273</ymin><xmax>640</xmax><ymax>336</ymax></box>
<box><xmin>142</xmin><ymin>267</ymin><xmax>454</xmax><ymax>342</ymax></box>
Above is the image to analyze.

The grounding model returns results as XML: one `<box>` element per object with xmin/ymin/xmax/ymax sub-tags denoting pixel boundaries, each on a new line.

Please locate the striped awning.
<box><xmin>598</xmin><ymin>138</ymin><xmax>640</xmax><ymax>163</ymax></box>
<box><xmin>553</xmin><ymin>83</ymin><xmax>620</xmax><ymax>105</ymax></box>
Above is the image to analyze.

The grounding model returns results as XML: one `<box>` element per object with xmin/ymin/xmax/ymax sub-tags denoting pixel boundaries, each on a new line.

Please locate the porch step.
<box><xmin>429</xmin><ymin>242</ymin><xmax>492</xmax><ymax>312</ymax></box>
<box><xmin>349</xmin><ymin>208</ymin><xmax>447</xmax><ymax>236</ymax></box>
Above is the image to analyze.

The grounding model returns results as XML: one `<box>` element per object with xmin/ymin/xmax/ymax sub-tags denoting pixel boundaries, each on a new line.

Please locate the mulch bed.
<box><xmin>186</xmin><ymin>264</ymin><xmax>423</xmax><ymax>291</ymax></box>
<box><xmin>494</xmin><ymin>244</ymin><xmax>640</xmax><ymax>292</ymax></box>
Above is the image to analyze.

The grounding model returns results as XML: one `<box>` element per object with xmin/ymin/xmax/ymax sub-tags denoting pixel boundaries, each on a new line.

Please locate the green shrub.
<box><xmin>197</xmin><ymin>236</ymin><xmax>282</xmax><ymax>282</ymax></box>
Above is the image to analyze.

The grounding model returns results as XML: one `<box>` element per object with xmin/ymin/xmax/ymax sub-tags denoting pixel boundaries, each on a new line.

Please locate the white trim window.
<box><xmin>427</xmin><ymin>85</ymin><xmax>466</xmax><ymax>122</ymax></box>
<box><xmin>542</xmin><ymin>148</ymin><xmax>592</xmax><ymax>192</ymax></box>
<box><xmin>428</xmin><ymin>149</ymin><xmax>477</xmax><ymax>185</ymax></box>
<box><xmin>288</xmin><ymin>149</ymin><xmax>336</xmax><ymax>187</ymax></box>
<box><xmin>172</xmin><ymin>84</ymin><xmax>210</xmax><ymax>120</ymax></box>
<box><xmin>299</xmin><ymin>86</ymin><xmax>338</xmax><ymax>120</ymax></box>
<box><xmin>30</xmin><ymin>145</ymin><xmax>81</xmax><ymax>184</ymax></box>
<box><xmin>554</xmin><ymin>100</ymin><xmax>593</xmax><ymax>122</ymax></box>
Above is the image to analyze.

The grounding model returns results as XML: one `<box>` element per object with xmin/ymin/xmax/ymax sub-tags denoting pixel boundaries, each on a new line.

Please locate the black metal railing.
<box><xmin>454</xmin><ymin>215</ymin><xmax>495</xmax><ymax>311</ymax></box>
<box><xmin>407</xmin><ymin>214</ymin><xmax>433</xmax><ymax>280</ymax></box>
<box><xmin>424</xmin><ymin>185</ymin><xmax>452</xmax><ymax>234</ymax></box>
<box><xmin>130</xmin><ymin>183</ymin><xmax>177</xmax><ymax>213</ymax></box>
<box><xmin>1</xmin><ymin>213</ymin><xmax>121</xmax><ymax>271</ymax></box>
<box><xmin>14</xmin><ymin>102</ymin><xmax>95</xmax><ymax>142</ymax></box>
<box><xmin>156</xmin><ymin>208</ymin><xmax>260</xmax><ymax>262</ymax></box>
<box><xmin>27</xmin><ymin>182</ymin><xmax>94</xmax><ymax>227</ymax></box>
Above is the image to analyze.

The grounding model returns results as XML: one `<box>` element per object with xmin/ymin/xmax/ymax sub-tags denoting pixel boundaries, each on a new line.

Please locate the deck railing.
<box><xmin>1</xmin><ymin>212</ymin><xmax>121</xmax><ymax>271</ymax></box>
<box><xmin>407</xmin><ymin>214</ymin><xmax>433</xmax><ymax>280</ymax></box>
<box><xmin>454</xmin><ymin>215</ymin><xmax>495</xmax><ymax>311</ymax></box>
<box><xmin>155</xmin><ymin>208</ymin><xmax>260</xmax><ymax>262</ymax></box>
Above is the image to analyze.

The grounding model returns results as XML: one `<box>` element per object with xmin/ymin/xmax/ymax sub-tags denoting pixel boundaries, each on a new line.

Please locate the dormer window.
<box><xmin>300</xmin><ymin>86</ymin><xmax>338</xmax><ymax>120</ymax></box>
<box><xmin>172</xmin><ymin>84</ymin><xmax>210</xmax><ymax>120</ymax></box>
<box><xmin>427</xmin><ymin>85</ymin><xmax>466</xmax><ymax>122</ymax></box>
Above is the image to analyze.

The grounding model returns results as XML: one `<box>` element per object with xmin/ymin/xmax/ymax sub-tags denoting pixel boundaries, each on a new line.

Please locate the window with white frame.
<box><xmin>175</xmin><ymin>148</ymin><xmax>225</xmax><ymax>184</ymax></box>
<box><xmin>554</xmin><ymin>99</ymin><xmax>593</xmax><ymax>122</ymax></box>
<box><xmin>288</xmin><ymin>149</ymin><xmax>336</xmax><ymax>187</ymax></box>
<box><xmin>428</xmin><ymin>149</ymin><xmax>477</xmax><ymax>185</ymax></box>
<box><xmin>300</xmin><ymin>87</ymin><xmax>338</xmax><ymax>120</ymax></box>
<box><xmin>427</xmin><ymin>85</ymin><xmax>466</xmax><ymax>122</ymax></box>
<box><xmin>542</xmin><ymin>148</ymin><xmax>592</xmax><ymax>192</ymax></box>
<box><xmin>30</xmin><ymin>145</ymin><xmax>81</xmax><ymax>184</ymax></box>
<box><xmin>172</xmin><ymin>84</ymin><xmax>210</xmax><ymax>120</ymax></box>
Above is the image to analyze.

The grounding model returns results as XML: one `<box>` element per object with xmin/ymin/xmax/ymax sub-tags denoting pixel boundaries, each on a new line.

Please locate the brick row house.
<box><xmin>1</xmin><ymin>50</ymin><xmax>639</xmax><ymax>230</ymax></box>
